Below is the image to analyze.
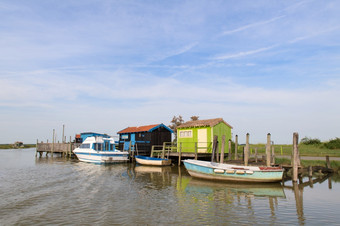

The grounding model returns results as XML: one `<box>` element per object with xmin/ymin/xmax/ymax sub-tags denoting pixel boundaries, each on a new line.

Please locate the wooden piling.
<box><xmin>35</xmin><ymin>139</ymin><xmax>38</xmax><ymax>157</ymax></box>
<box><xmin>51</xmin><ymin>129</ymin><xmax>55</xmax><ymax>157</ymax></box>
<box><xmin>292</xmin><ymin>132</ymin><xmax>299</xmax><ymax>182</ymax></box>
<box><xmin>211</xmin><ymin>135</ymin><xmax>218</xmax><ymax>162</ymax></box>
<box><xmin>150</xmin><ymin>146</ymin><xmax>154</xmax><ymax>157</ymax></box>
<box><xmin>235</xmin><ymin>135</ymin><xmax>238</xmax><ymax>160</ymax></box>
<box><xmin>271</xmin><ymin>145</ymin><xmax>275</xmax><ymax>165</ymax></box>
<box><xmin>194</xmin><ymin>142</ymin><xmax>198</xmax><ymax>160</ymax></box>
<box><xmin>254</xmin><ymin>147</ymin><xmax>258</xmax><ymax>163</ymax></box>
<box><xmin>220</xmin><ymin>135</ymin><xmax>226</xmax><ymax>164</ymax></box>
<box><xmin>326</xmin><ymin>156</ymin><xmax>331</xmax><ymax>169</ymax></box>
<box><xmin>266</xmin><ymin>133</ymin><xmax>271</xmax><ymax>167</ymax></box>
<box><xmin>178</xmin><ymin>143</ymin><xmax>182</xmax><ymax>166</ymax></box>
<box><xmin>228</xmin><ymin>139</ymin><xmax>232</xmax><ymax>161</ymax></box>
<box><xmin>244</xmin><ymin>133</ymin><xmax>249</xmax><ymax>166</ymax></box>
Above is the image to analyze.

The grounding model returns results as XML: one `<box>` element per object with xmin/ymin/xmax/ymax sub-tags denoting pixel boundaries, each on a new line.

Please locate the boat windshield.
<box><xmin>80</xmin><ymin>143</ymin><xmax>90</xmax><ymax>149</ymax></box>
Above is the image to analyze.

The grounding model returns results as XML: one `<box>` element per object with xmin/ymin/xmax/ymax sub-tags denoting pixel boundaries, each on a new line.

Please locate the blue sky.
<box><xmin>1</xmin><ymin>0</ymin><xmax>339</xmax><ymax>144</ymax></box>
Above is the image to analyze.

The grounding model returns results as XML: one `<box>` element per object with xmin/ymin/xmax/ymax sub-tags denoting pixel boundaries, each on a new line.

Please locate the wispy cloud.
<box><xmin>213</xmin><ymin>45</ymin><xmax>277</xmax><ymax>60</ymax></box>
<box><xmin>221</xmin><ymin>15</ymin><xmax>285</xmax><ymax>36</ymax></box>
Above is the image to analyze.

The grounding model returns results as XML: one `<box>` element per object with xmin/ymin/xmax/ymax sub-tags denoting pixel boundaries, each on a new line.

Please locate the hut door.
<box><xmin>197</xmin><ymin>129</ymin><xmax>207</xmax><ymax>153</ymax></box>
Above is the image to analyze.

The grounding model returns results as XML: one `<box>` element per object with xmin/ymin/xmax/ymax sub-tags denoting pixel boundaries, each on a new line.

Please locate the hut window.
<box><xmin>180</xmin><ymin>130</ymin><xmax>192</xmax><ymax>138</ymax></box>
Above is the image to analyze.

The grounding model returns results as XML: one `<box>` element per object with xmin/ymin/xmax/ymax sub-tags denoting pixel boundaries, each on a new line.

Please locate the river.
<box><xmin>1</xmin><ymin>148</ymin><xmax>339</xmax><ymax>225</ymax></box>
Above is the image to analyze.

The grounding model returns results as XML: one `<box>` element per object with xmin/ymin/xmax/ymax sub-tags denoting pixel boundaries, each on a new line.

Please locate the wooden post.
<box><xmin>194</xmin><ymin>142</ymin><xmax>198</xmax><ymax>160</ymax></box>
<box><xmin>271</xmin><ymin>144</ymin><xmax>275</xmax><ymax>165</ymax></box>
<box><xmin>161</xmin><ymin>142</ymin><xmax>166</xmax><ymax>159</ymax></box>
<box><xmin>62</xmin><ymin>124</ymin><xmax>65</xmax><ymax>143</ymax></box>
<box><xmin>215</xmin><ymin>137</ymin><xmax>219</xmax><ymax>163</ymax></box>
<box><xmin>255</xmin><ymin>147</ymin><xmax>258</xmax><ymax>163</ymax></box>
<box><xmin>244</xmin><ymin>133</ymin><xmax>250</xmax><ymax>166</ymax></box>
<box><xmin>211</xmin><ymin>136</ymin><xmax>218</xmax><ymax>162</ymax></box>
<box><xmin>150</xmin><ymin>146</ymin><xmax>154</xmax><ymax>157</ymax></box>
<box><xmin>266</xmin><ymin>133</ymin><xmax>271</xmax><ymax>167</ymax></box>
<box><xmin>292</xmin><ymin>132</ymin><xmax>299</xmax><ymax>182</ymax></box>
<box><xmin>235</xmin><ymin>135</ymin><xmax>238</xmax><ymax>160</ymax></box>
<box><xmin>51</xmin><ymin>129</ymin><xmax>55</xmax><ymax>157</ymax></box>
<box><xmin>326</xmin><ymin>156</ymin><xmax>331</xmax><ymax>169</ymax></box>
<box><xmin>228</xmin><ymin>139</ymin><xmax>232</xmax><ymax>161</ymax></box>
<box><xmin>220</xmin><ymin>135</ymin><xmax>226</xmax><ymax>164</ymax></box>
<box><xmin>178</xmin><ymin>142</ymin><xmax>182</xmax><ymax>166</ymax></box>
<box><xmin>35</xmin><ymin>139</ymin><xmax>38</xmax><ymax>157</ymax></box>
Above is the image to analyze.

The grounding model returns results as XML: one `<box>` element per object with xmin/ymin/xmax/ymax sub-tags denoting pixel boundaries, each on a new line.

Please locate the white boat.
<box><xmin>183</xmin><ymin>159</ymin><xmax>284</xmax><ymax>183</ymax></box>
<box><xmin>135</xmin><ymin>155</ymin><xmax>172</xmax><ymax>166</ymax></box>
<box><xmin>73</xmin><ymin>136</ymin><xmax>129</xmax><ymax>164</ymax></box>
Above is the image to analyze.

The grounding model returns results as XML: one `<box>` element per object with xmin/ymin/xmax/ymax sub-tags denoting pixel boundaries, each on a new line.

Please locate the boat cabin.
<box><xmin>117</xmin><ymin>123</ymin><xmax>173</xmax><ymax>154</ymax></box>
<box><xmin>79</xmin><ymin>136</ymin><xmax>116</xmax><ymax>151</ymax></box>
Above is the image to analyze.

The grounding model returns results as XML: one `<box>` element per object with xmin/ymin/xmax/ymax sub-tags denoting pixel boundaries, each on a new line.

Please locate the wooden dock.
<box><xmin>36</xmin><ymin>141</ymin><xmax>80</xmax><ymax>157</ymax></box>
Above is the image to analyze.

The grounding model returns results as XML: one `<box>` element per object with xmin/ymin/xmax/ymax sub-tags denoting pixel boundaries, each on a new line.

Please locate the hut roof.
<box><xmin>177</xmin><ymin>118</ymin><xmax>233</xmax><ymax>129</ymax></box>
<box><xmin>117</xmin><ymin>124</ymin><xmax>173</xmax><ymax>134</ymax></box>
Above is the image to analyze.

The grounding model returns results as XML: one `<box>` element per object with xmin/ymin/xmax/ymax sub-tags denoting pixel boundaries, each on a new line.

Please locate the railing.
<box><xmin>150</xmin><ymin>142</ymin><xmax>213</xmax><ymax>158</ymax></box>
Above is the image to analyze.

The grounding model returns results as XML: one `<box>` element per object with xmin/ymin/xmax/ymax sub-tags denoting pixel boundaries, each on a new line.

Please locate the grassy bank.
<box><xmin>0</xmin><ymin>144</ymin><xmax>36</xmax><ymax>149</ymax></box>
<box><xmin>240</xmin><ymin>144</ymin><xmax>340</xmax><ymax>157</ymax></box>
<box><xmin>276</xmin><ymin>158</ymin><xmax>340</xmax><ymax>172</ymax></box>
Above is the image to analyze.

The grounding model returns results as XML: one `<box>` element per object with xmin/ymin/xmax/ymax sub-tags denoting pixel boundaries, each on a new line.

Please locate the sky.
<box><xmin>0</xmin><ymin>0</ymin><xmax>339</xmax><ymax>144</ymax></box>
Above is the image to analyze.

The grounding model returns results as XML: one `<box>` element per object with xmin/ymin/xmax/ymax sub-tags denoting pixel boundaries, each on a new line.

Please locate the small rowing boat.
<box><xmin>183</xmin><ymin>159</ymin><xmax>283</xmax><ymax>183</ymax></box>
<box><xmin>135</xmin><ymin>155</ymin><xmax>172</xmax><ymax>166</ymax></box>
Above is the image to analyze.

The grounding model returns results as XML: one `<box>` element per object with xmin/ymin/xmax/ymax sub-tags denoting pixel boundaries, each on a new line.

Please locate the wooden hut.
<box><xmin>177</xmin><ymin>118</ymin><xmax>232</xmax><ymax>153</ymax></box>
<box><xmin>117</xmin><ymin>124</ymin><xmax>173</xmax><ymax>155</ymax></box>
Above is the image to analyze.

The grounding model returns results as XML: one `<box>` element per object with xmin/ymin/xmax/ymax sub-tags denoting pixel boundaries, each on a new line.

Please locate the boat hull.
<box><xmin>135</xmin><ymin>156</ymin><xmax>172</xmax><ymax>166</ymax></box>
<box><xmin>73</xmin><ymin>149</ymin><xmax>129</xmax><ymax>164</ymax></box>
<box><xmin>183</xmin><ymin>159</ymin><xmax>283</xmax><ymax>183</ymax></box>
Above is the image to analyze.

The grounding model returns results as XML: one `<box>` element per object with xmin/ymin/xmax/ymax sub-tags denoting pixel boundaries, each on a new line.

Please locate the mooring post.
<box><xmin>150</xmin><ymin>146</ymin><xmax>154</xmax><ymax>157</ymax></box>
<box><xmin>62</xmin><ymin>124</ymin><xmax>65</xmax><ymax>143</ymax></box>
<box><xmin>161</xmin><ymin>142</ymin><xmax>166</xmax><ymax>159</ymax></box>
<box><xmin>235</xmin><ymin>135</ymin><xmax>238</xmax><ymax>160</ymax></box>
<box><xmin>194</xmin><ymin>142</ymin><xmax>198</xmax><ymax>160</ymax></box>
<box><xmin>220</xmin><ymin>135</ymin><xmax>226</xmax><ymax>164</ymax></box>
<box><xmin>271</xmin><ymin>144</ymin><xmax>275</xmax><ymax>165</ymax></box>
<box><xmin>326</xmin><ymin>156</ymin><xmax>331</xmax><ymax>169</ymax></box>
<box><xmin>255</xmin><ymin>147</ymin><xmax>258</xmax><ymax>163</ymax></box>
<box><xmin>244</xmin><ymin>133</ymin><xmax>249</xmax><ymax>166</ymax></box>
<box><xmin>211</xmin><ymin>136</ymin><xmax>218</xmax><ymax>162</ymax></box>
<box><xmin>35</xmin><ymin>139</ymin><xmax>38</xmax><ymax>157</ymax></box>
<box><xmin>292</xmin><ymin>132</ymin><xmax>299</xmax><ymax>182</ymax></box>
<box><xmin>178</xmin><ymin>142</ymin><xmax>182</xmax><ymax>166</ymax></box>
<box><xmin>266</xmin><ymin>133</ymin><xmax>271</xmax><ymax>167</ymax></box>
<box><xmin>51</xmin><ymin>129</ymin><xmax>55</xmax><ymax>157</ymax></box>
<box><xmin>228</xmin><ymin>139</ymin><xmax>232</xmax><ymax>161</ymax></box>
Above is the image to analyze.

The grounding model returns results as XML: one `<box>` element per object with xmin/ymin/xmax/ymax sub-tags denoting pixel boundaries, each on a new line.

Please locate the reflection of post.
<box><xmin>328</xmin><ymin>177</ymin><xmax>332</xmax><ymax>189</ymax></box>
<box><xmin>308</xmin><ymin>166</ymin><xmax>313</xmax><ymax>188</ymax></box>
<box><xmin>235</xmin><ymin>135</ymin><xmax>238</xmax><ymax>160</ymax></box>
<box><xmin>293</xmin><ymin>182</ymin><xmax>305</xmax><ymax>224</ymax></box>
<box><xmin>269</xmin><ymin>197</ymin><xmax>275</xmax><ymax>217</ymax></box>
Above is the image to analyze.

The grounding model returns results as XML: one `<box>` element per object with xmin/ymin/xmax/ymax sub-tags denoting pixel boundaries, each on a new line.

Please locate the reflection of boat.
<box><xmin>186</xmin><ymin>178</ymin><xmax>286</xmax><ymax>198</ymax></box>
<box><xmin>134</xmin><ymin>165</ymin><xmax>172</xmax><ymax>173</ymax></box>
<box><xmin>135</xmin><ymin>155</ymin><xmax>172</xmax><ymax>166</ymax></box>
<box><xmin>183</xmin><ymin>159</ymin><xmax>283</xmax><ymax>183</ymax></box>
<box><xmin>73</xmin><ymin>136</ymin><xmax>129</xmax><ymax>164</ymax></box>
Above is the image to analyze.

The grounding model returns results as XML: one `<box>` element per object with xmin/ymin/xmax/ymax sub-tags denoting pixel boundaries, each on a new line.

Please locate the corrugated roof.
<box><xmin>177</xmin><ymin>118</ymin><xmax>233</xmax><ymax>129</ymax></box>
<box><xmin>117</xmin><ymin>124</ymin><xmax>161</xmax><ymax>134</ymax></box>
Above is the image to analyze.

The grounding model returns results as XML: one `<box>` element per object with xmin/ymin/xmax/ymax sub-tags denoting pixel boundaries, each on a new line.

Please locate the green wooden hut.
<box><xmin>176</xmin><ymin>118</ymin><xmax>233</xmax><ymax>153</ymax></box>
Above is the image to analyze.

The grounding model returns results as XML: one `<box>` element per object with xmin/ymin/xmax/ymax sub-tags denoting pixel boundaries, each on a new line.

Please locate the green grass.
<box><xmin>275</xmin><ymin>158</ymin><xmax>340</xmax><ymax>172</ymax></box>
<box><xmin>237</xmin><ymin>144</ymin><xmax>340</xmax><ymax>157</ymax></box>
<box><xmin>0</xmin><ymin>144</ymin><xmax>36</xmax><ymax>149</ymax></box>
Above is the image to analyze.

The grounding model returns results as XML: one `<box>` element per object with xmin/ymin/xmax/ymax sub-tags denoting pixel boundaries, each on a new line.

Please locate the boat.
<box><xmin>73</xmin><ymin>136</ymin><xmax>129</xmax><ymax>164</ymax></box>
<box><xmin>182</xmin><ymin>159</ymin><xmax>283</xmax><ymax>183</ymax></box>
<box><xmin>135</xmin><ymin>155</ymin><xmax>172</xmax><ymax>166</ymax></box>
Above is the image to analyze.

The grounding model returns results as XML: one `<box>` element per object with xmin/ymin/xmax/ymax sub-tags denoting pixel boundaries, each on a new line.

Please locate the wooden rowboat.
<box><xmin>135</xmin><ymin>155</ymin><xmax>172</xmax><ymax>166</ymax></box>
<box><xmin>183</xmin><ymin>159</ymin><xmax>283</xmax><ymax>183</ymax></box>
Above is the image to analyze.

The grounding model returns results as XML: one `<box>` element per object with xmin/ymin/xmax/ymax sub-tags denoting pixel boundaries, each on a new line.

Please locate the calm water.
<box><xmin>1</xmin><ymin>149</ymin><xmax>340</xmax><ymax>225</ymax></box>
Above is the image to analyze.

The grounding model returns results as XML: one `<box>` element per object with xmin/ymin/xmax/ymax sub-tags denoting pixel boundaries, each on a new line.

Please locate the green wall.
<box><xmin>177</xmin><ymin>122</ymin><xmax>232</xmax><ymax>153</ymax></box>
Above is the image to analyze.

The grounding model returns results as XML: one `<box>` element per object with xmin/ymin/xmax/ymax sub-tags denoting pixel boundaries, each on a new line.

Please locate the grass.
<box><xmin>275</xmin><ymin>158</ymin><xmax>340</xmax><ymax>172</ymax></box>
<box><xmin>0</xmin><ymin>144</ymin><xmax>36</xmax><ymax>149</ymax></box>
<box><xmin>236</xmin><ymin>144</ymin><xmax>340</xmax><ymax>157</ymax></box>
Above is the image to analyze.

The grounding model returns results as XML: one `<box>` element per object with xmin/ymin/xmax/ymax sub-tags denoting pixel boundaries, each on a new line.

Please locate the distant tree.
<box><xmin>169</xmin><ymin>115</ymin><xmax>184</xmax><ymax>141</ymax></box>
<box><xmin>324</xmin><ymin>137</ymin><xmax>340</xmax><ymax>149</ymax></box>
<box><xmin>190</xmin><ymin>116</ymin><xmax>199</xmax><ymax>121</ymax></box>
<box><xmin>300</xmin><ymin>137</ymin><xmax>321</xmax><ymax>145</ymax></box>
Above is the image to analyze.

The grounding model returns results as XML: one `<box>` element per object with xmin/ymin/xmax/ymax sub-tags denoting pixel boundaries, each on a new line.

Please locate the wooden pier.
<box><xmin>36</xmin><ymin>141</ymin><xmax>80</xmax><ymax>157</ymax></box>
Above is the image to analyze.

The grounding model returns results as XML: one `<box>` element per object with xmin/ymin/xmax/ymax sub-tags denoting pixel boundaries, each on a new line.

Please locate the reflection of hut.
<box><xmin>13</xmin><ymin>141</ymin><xmax>24</xmax><ymax>148</ymax></box>
<box><xmin>117</xmin><ymin>124</ymin><xmax>173</xmax><ymax>155</ymax></box>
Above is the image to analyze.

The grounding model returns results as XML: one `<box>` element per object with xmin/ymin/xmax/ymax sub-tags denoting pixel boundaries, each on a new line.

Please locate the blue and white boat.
<box><xmin>73</xmin><ymin>136</ymin><xmax>129</xmax><ymax>164</ymax></box>
<box><xmin>183</xmin><ymin>159</ymin><xmax>284</xmax><ymax>183</ymax></box>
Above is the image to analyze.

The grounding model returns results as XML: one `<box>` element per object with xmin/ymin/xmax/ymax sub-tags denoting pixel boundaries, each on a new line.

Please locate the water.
<box><xmin>1</xmin><ymin>149</ymin><xmax>340</xmax><ymax>225</ymax></box>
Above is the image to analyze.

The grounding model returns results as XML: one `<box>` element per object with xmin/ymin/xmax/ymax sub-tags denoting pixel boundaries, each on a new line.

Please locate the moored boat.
<box><xmin>73</xmin><ymin>136</ymin><xmax>129</xmax><ymax>164</ymax></box>
<box><xmin>135</xmin><ymin>155</ymin><xmax>172</xmax><ymax>166</ymax></box>
<box><xmin>183</xmin><ymin>159</ymin><xmax>283</xmax><ymax>183</ymax></box>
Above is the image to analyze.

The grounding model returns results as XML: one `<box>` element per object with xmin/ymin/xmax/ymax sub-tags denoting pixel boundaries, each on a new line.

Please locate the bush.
<box><xmin>300</xmin><ymin>137</ymin><xmax>321</xmax><ymax>145</ymax></box>
<box><xmin>324</xmin><ymin>138</ymin><xmax>340</xmax><ymax>149</ymax></box>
